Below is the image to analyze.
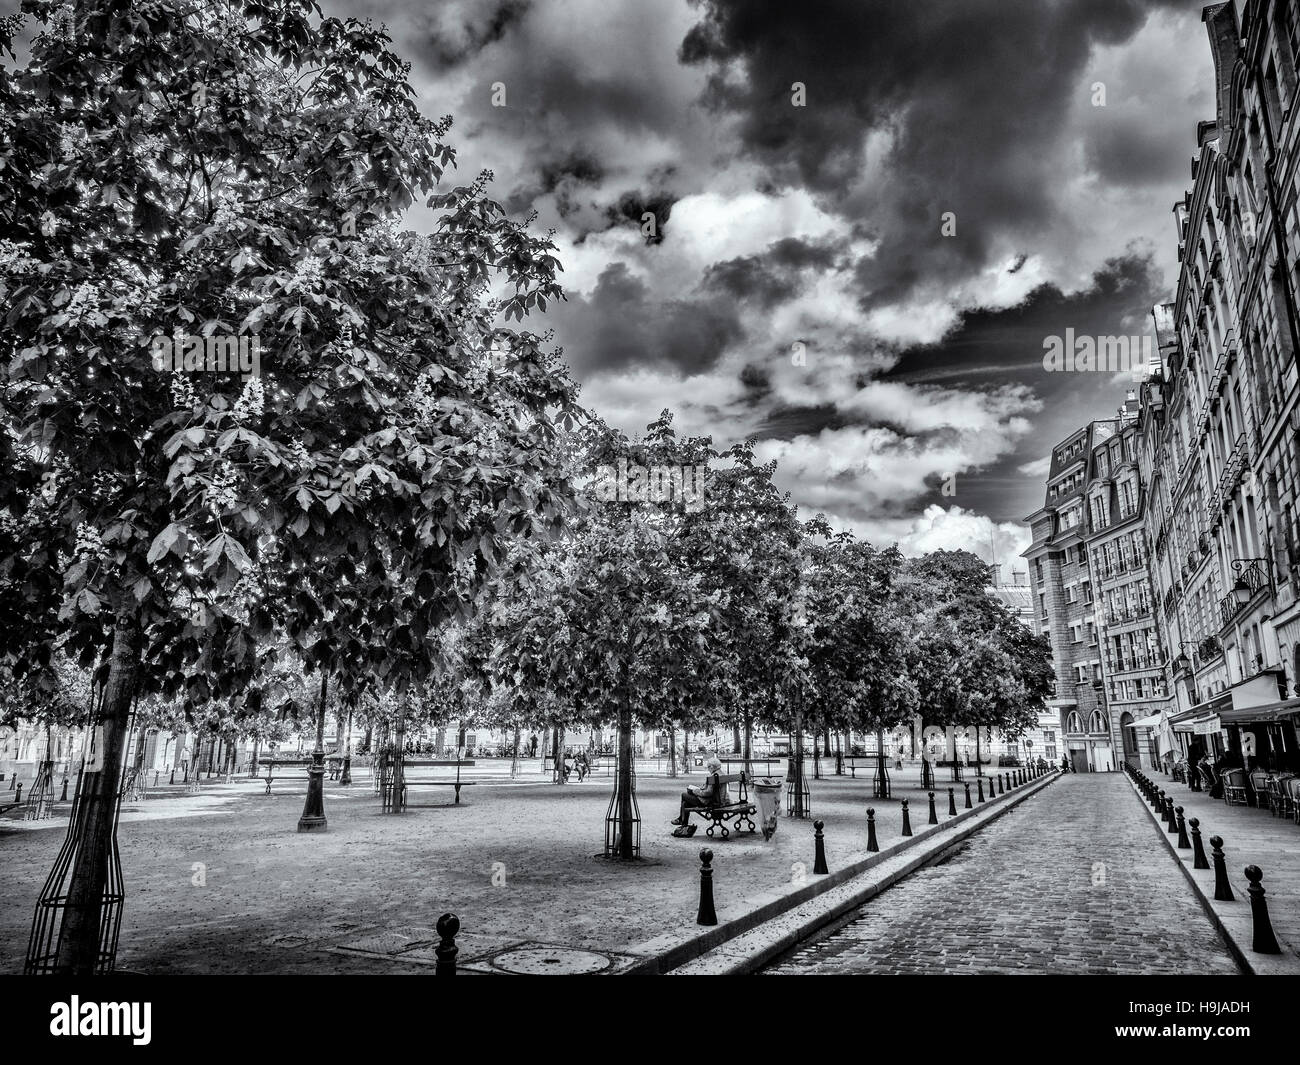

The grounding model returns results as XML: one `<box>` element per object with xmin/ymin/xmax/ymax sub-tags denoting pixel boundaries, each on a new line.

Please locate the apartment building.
<box><xmin>1023</xmin><ymin>425</ymin><xmax>1117</xmax><ymax>772</ymax></box>
<box><xmin>1139</xmin><ymin>1</ymin><xmax>1300</xmax><ymax>764</ymax></box>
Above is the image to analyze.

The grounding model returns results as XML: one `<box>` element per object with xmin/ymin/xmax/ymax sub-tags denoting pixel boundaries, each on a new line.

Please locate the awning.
<box><xmin>1130</xmin><ymin>713</ymin><xmax>1163</xmax><ymax>729</ymax></box>
<box><xmin>1173</xmin><ymin>712</ymin><xmax>1219</xmax><ymax>733</ymax></box>
<box><xmin>1217</xmin><ymin>699</ymin><xmax>1300</xmax><ymax>726</ymax></box>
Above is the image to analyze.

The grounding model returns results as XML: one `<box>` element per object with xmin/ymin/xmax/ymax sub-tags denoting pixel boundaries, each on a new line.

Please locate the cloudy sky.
<box><xmin>343</xmin><ymin>2</ymin><xmax>1212</xmax><ymax>563</ymax></box>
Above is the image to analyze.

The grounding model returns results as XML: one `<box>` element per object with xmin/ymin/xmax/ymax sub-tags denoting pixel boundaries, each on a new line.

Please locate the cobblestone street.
<box><xmin>765</xmin><ymin>774</ymin><xmax>1241</xmax><ymax>975</ymax></box>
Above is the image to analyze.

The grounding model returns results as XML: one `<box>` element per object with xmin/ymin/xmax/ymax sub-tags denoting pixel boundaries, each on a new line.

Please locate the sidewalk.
<box><xmin>1128</xmin><ymin>767</ymin><xmax>1300</xmax><ymax>974</ymax></box>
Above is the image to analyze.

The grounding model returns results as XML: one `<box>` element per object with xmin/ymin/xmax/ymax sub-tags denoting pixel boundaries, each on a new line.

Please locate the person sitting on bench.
<box><xmin>670</xmin><ymin>756</ymin><xmax>726</xmax><ymax>837</ymax></box>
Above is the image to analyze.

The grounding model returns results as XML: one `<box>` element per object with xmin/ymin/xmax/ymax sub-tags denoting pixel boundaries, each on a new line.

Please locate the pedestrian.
<box><xmin>670</xmin><ymin>755</ymin><xmax>725</xmax><ymax>837</ymax></box>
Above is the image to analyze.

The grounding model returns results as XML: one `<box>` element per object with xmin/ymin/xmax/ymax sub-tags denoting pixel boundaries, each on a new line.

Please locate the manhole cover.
<box><xmin>490</xmin><ymin>947</ymin><xmax>612</xmax><ymax>975</ymax></box>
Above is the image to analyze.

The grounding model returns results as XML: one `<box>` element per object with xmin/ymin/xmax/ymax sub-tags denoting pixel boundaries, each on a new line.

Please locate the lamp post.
<box><xmin>340</xmin><ymin>704</ymin><xmax>353</xmax><ymax>786</ymax></box>
<box><xmin>297</xmin><ymin>672</ymin><xmax>329</xmax><ymax>832</ymax></box>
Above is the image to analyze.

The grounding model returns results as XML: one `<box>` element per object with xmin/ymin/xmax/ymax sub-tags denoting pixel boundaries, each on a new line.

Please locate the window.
<box><xmin>1043</xmin><ymin>730</ymin><xmax>1055</xmax><ymax>744</ymax></box>
<box><xmin>1045</xmin><ymin>743</ymin><xmax>1058</xmax><ymax>761</ymax></box>
<box><xmin>1066</xmin><ymin>711</ymin><xmax>1084</xmax><ymax>733</ymax></box>
<box><xmin>1088</xmin><ymin>711</ymin><xmax>1110</xmax><ymax>734</ymax></box>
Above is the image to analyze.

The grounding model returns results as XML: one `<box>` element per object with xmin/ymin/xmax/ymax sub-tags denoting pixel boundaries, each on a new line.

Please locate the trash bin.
<box><xmin>753</xmin><ymin>778</ymin><xmax>782</xmax><ymax>841</ymax></box>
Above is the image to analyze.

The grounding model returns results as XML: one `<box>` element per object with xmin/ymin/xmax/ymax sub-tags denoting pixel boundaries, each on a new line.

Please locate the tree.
<box><xmin>1</xmin><ymin>0</ymin><xmax>577</xmax><ymax>972</ymax></box>
<box><xmin>899</xmin><ymin>551</ymin><xmax>1053</xmax><ymax>769</ymax></box>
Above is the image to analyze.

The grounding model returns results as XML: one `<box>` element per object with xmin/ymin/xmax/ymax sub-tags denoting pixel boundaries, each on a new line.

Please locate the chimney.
<box><xmin>1013</xmin><ymin>571</ymin><xmax>1027</xmax><ymax>587</ymax></box>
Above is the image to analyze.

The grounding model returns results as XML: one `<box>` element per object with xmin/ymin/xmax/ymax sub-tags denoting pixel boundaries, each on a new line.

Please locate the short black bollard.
<box><xmin>435</xmin><ymin>912</ymin><xmax>459</xmax><ymax>975</ymax></box>
<box><xmin>1244</xmin><ymin>866</ymin><xmax>1282</xmax><ymax>954</ymax></box>
<box><xmin>15</xmin><ymin>782</ymin><xmax>21</xmax><ymax>803</ymax></box>
<box><xmin>901</xmin><ymin>798</ymin><xmax>913</xmax><ymax>836</ymax></box>
<box><xmin>1165</xmin><ymin>797</ymin><xmax>1179</xmax><ymax>834</ymax></box>
<box><xmin>813</xmin><ymin>820</ymin><xmax>829</xmax><ymax>874</ymax></box>
<box><xmin>977</xmin><ymin>777</ymin><xmax>985</xmax><ymax>803</ymax></box>
<box><xmin>947</xmin><ymin>787</ymin><xmax>957</xmax><ymax>816</ymax></box>
<box><xmin>1210</xmin><ymin>837</ymin><xmax>1235</xmax><ymax>902</ymax></box>
<box><xmin>998</xmin><ymin>774</ymin><xmax>1005</xmax><ymax>795</ymax></box>
<box><xmin>1175</xmin><ymin>807</ymin><xmax>1191</xmax><ymax>850</ymax></box>
<box><xmin>963</xmin><ymin>782</ymin><xmax>972</xmax><ymax>809</ymax></box>
<box><xmin>1189</xmin><ymin>818</ymin><xmax>1209</xmax><ymax>870</ymax></box>
<box><xmin>60</xmin><ymin>777</ymin><xmax>68</xmax><ymax>801</ymax></box>
<box><xmin>697</xmin><ymin>849</ymin><xmax>718</xmax><ymax>925</ymax></box>
<box><xmin>866</xmin><ymin>807</ymin><xmax>879</xmax><ymax>852</ymax></box>
<box><xmin>170</xmin><ymin>767</ymin><xmax>175</xmax><ymax>785</ymax></box>
<box><xmin>928</xmin><ymin>791</ymin><xmax>938</xmax><ymax>824</ymax></box>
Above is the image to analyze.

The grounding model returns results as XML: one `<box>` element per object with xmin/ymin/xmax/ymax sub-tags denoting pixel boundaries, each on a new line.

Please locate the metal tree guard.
<box><xmin>25</xmin><ymin>692</ymin><xmax>128</xmax><ymax>976</ymax></box>
<box><xmin>603</xmin><ymin>754</ymin><xmax>641</xmax><ymax>858</ymax></box>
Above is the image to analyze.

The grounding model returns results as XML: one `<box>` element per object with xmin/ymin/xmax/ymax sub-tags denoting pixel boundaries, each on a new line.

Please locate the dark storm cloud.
<box><xmin>1083</xmin><ymin>111</ymin><xmax>1194</xmax><ymax>187</ymax></box>
<box><xmin>550</xmin><ymin>262</ymin><xmax>744</xmax><ymax>375</ymax></box>
<box><xmin>420</xmin><ymin>0</ymin><xmax>531</xmax><ymax>69</ymax></box>
<box><xmin>751</xmin><ymin>403</ymin><xmax>846</xmax><ymax>441</ymax></box>
<box><xmin>503</xmin><ymin>150</ymin><xmax>606</xmax><ymax>217</ymax></box>
<box><xmin>703</xmin><ymin>236</ymin><xmax>846</xmax><ymax>307</ymax></box>
<box><xmin>602</xmin><ymin>190</ymin><xmax>679</xmax><ymax>245</ymax></box>
<box><xmin>678</xmin><ymin>0</ymin><xmax>1188</xmax><ymax>308</ymax></box>
<box><xmin>882</xmin><ymin>250</ymin><xmax>1165</xmax><ymax>388</ymax></box>
<box><xmin>880</xmin><ymin>249</ymin><xmax>1166</xmax><ymax>521</ymax></box>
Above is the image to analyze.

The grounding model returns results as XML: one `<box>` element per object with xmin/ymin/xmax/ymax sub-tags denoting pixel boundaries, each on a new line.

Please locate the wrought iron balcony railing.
<box><xmin>1217</xmin><ymin>557</ymin><xmax>1275</xmax><ymax>630</ymax></box>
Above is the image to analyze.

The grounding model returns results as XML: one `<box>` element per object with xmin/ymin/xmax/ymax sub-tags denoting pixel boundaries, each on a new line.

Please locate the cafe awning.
<box><xmin>1217</xmin><ymin>698</ymin><xmax>1300</xmax><ymax>726</ymax></box>
<box><xmin>1130</xmin><ymin>713</ymin><xmax>1163</xmax><ymax>729</ymax></box>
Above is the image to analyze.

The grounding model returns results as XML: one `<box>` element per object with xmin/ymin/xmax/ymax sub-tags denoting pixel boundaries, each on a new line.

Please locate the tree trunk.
<box><xmin>742</xmin><ymin>711</ymin><xmax>753</xmax><ymax>764</ymax></box>
<box><xmin>792</xmin><ymin>702</ymin><xmax>806</xmax><ymax>818</ymax></box>
<box><xmin>510</xmin><ymin>726</ymin><xmax>521</xmax><ymax>778</ymax></box>
<box><xmin>667</xmin><ymin>723</ymin><xmax>677</xmax><ymax>779</ymax></box>
<box><xmin>615</xmin><ymin>684</ymin><xmax>636</xmax><ymax>858</ymax></box>
<box><xmin>812</xmin><ymin>717</ymin><xmax>821</xmax><ymax>780</ymax></box>
<box><xmin>53</xmin><ymin>611</ymin><xmax>140</xmax><ymax>974</ymax></box>
<box><xmin>732</xmin><ymin>720</ymin><xmax>741</xmax><ymax>754</ymax></box>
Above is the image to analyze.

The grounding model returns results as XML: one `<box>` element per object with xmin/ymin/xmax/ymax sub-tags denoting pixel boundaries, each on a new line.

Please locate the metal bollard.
<box><xmin>866</xmin><ymin>807</ymin><xmax>879</xmax><ymax>852</ymax></box>
<box><xmin>1175</xmin><ymin>807</ymin><xmax>1190</xmax><ymax>850</ymax></box>
<box><xmin>1189</xmin><ymin>818</ymin><xmax>1209</xmax><ymax>870</ymax></box>
<box><xmin>1210</xmin><ymin>837</ymin><xmax>1234</xmax><ymax>902</ymax></box>
<box><xmin>60</xmin><ymin>777</ymin><xmax>68</xmax><ymax>801</ymax></box>
<box><xmin>928</xmin><ymin>791</ymin><xmax>938</xmax><ymax>825</ymax></box>
<box><xmin>998</xmin><ymin>774</ymin><xmax>1005</xmax><ymax>795</ymax></box>
<box><xmin>947</xmin><ymin>787</ymin><xmax>957</xmax><ymax>816</ymax></box>
<box><xmin>170</xmin><ymin>767</ymin><xmax>175</xmax><ymax>785</ymax></box>
<box><xmin>696</xmin><ymin>849</ymin><xmax>718</xmax><ymax>925</ymax></box>
<box><xmin>901</xmin><ymin>798</ymin><xmax>913</xmax><ymax>836</ymax></box>
<box><xmin>977</xmin><ymin>777</ymin><xmax>985</xmax><ymax>803</ymax></box>
<box><xmin>963</xmin><ymin>782</ymin><xmax>972</xmax><ymax>809</ymax></box>
<box><xmin>1244</xmin><ymin>866</ymin><xmax>1282</xmax><ymax>954</ymax></box>
<box><xmin>1166</xmin><ymin>797</ymin><xmax>1179</xmax><ymax>834</ymax></box>
<box><xmin>15</xmin><ymin>782</ymin><xmax>21</xmax><ymax>803</ymax></box>
<box><xmin>435</xmin><ymin>913</ymin><xmax>459</xmax><ymax>974</ymax></box>
<box><xmin>813</xmin><ymin>820</ymin><xmax>829</xmax><ymax>874</ymax></box>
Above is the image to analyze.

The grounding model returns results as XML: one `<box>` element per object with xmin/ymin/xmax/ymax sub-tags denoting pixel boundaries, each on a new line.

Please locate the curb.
<box><xmin>622</xmin><ymin>769</ymin><xmax>1062</xmax><ymax>975</ymax></box>
<box><xmin>1122</xmin><ymin>772</ymin><xmax>1299</xmax><ymax>976</ymax></box>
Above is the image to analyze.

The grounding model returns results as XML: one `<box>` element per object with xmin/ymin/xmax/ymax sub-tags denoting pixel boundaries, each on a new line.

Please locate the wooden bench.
<box><xmin>260</xmin><ymin>758</ymin><xmax>316</xmax><ymax>794</ymax></box>
<box><xmin>382</xmin><ymin>759</ymin><xmax>476</xmax><ymax>809</ymax></box>
<box><xmin>686</xmin><ymin>772</ymin><xmax>758</xmax><ymax>839</ymax></box>
<box><xmin>844</xmin><ymin>755</ymin><xmax>885</xmax><ymax>779</ymax></box>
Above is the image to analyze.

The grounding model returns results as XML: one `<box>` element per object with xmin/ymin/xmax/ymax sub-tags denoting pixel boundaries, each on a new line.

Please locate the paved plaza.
<box><xmin>765</xmin><ymin>774</ymin><xmax>1243</xmax><ymax>975</ymax></box>
<box><xmin>1</xmin><ymin>759</ymin><xmax>992</xmax><ymax>974</ymax></box>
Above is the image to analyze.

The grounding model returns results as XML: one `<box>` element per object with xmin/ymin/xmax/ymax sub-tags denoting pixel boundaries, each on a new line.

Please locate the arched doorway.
<box><xmin>1120</xmin><ymin>711</ymin><xmax>1139</xmax><ymax>769</ymax></box>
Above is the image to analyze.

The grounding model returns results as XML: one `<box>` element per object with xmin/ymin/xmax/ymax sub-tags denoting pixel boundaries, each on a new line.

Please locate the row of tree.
<box><xmin>0</xmin><ymin>0</ymin><xmax>1050</xmax><ymax>970</ymax></box>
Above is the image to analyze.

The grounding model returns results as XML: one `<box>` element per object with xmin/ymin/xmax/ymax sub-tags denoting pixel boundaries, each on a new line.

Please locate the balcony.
<box><xmin>1195</xmin><ymin>635</ymin><xmax>1223</xmax><ymax>666</ymax></box>
<box><xmin>1104</xmin><ymin>603</ymin><xmax>1152</xmax><ymax>625</ymax></box>
<box><xmin>1104</xmin><ymin>651</ymin><xmax>1166</xmax><ymax>673</ymax></box>
<box><xmin>1216</xmin><ymin>557</ymin><xmax>1275</xmax><ymax>630</ymax></box>
<box><xmin>1206</xmin><ymin>433</ymin><xmax>1247</xmax><ymax>533</ymax></box>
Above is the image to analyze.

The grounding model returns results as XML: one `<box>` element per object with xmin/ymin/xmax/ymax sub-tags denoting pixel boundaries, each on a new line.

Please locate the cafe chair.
<box><xmin>1222</xmin><ymin>769</ymin><xmax>1249</xmax><ymax>807</ymax></box>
